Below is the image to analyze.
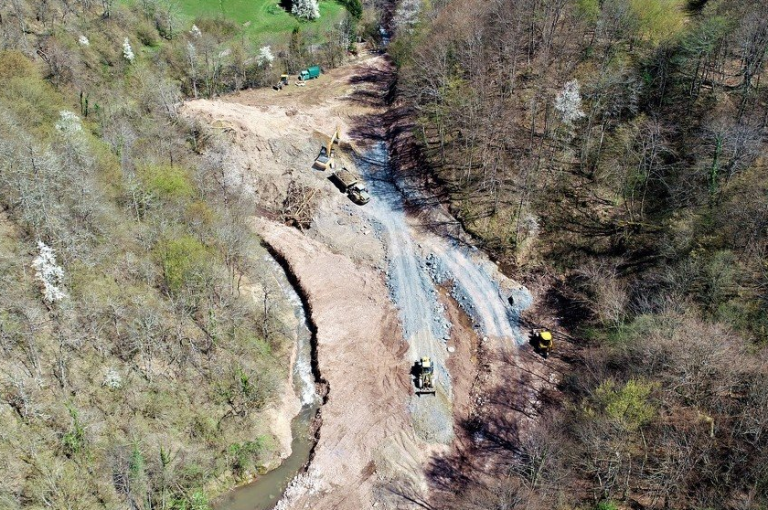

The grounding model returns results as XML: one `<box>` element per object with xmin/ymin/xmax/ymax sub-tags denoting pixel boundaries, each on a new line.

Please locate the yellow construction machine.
<box><xmin>415</xmin><ymin>357</ymin><xmax>437</xmax><ymax>395</ymax></box>
<box><xmin>532</xmin><ymin>329</ymin><xmax>553</xmax><ymax>359</ymax></box>
<box><xmin>273</xmin><ymin>74</ymin><xmax>290</xmax><ymax>90</ymax></box>
<box><xmin>313</xmin><ymin>125</ymin><xmax>340</xmax><ymax>170</ymax></box>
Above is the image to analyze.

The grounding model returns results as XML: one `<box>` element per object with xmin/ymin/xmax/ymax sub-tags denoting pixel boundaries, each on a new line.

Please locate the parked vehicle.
<box><xmin>298</xmin><ymin>66</ymin><xmax>321</xmax><ymax>81</ymax></box>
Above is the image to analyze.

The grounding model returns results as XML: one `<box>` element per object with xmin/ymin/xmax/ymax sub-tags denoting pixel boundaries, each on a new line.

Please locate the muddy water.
<box><xmin>215</xmin><ymin>257</ymin><xmax>319</xmax><ymax>510</ymax></box>
<box><xmin>214</xmin><ymin>406</ymin><xmax>317</xmax><ymax>510</ymax></box>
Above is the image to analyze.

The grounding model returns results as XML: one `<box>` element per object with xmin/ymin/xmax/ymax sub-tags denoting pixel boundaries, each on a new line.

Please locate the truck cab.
<box><xmin>299</xmin><ymin>65</ymin><xmax>321</xmax><ymax>81</ymax></box>
<box><xmin>347</xmin><ymin>182</ymin><xmax>370</xmax><ymax>205</ymax></box>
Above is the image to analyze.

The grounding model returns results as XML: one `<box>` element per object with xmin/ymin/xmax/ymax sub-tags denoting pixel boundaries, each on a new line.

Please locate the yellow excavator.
<box><xmin>313</xmin><ymin>125</ymin><xmax>340</xmax><ymax>170</ymax></box>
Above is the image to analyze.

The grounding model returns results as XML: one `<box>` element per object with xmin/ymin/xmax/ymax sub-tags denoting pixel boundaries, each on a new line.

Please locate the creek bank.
<box><xmin>255</xmin><ymin>218</ymin><xmax>418</xmax><ymax>510</ymax></box>
<box><xmin>214</xmin><ymin>249</ymin><xmax>323</xmax><ymax>510</ymax></box>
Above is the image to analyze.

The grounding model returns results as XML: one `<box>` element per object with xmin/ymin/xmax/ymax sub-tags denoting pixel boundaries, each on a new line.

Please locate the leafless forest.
<box><xmin>392</xmin><ymin>0</ymin><xmax>768</xmax><ymax>508</ymax></box>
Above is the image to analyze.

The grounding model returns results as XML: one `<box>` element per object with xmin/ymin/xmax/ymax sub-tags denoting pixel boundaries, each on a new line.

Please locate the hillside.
<box><xmin>0</xmin><ymin>0</ymin><xmax>365</xmax><ymax>507</ymax></box>
<box><xmin>391</xmin><ymin>0</ymin><xmax>768</xmax><ymax>508</ymax></box>
<box><xmin>1</xmin><ymin>0</ymin><xmax>767</xmax><ymax>509</ymax></box>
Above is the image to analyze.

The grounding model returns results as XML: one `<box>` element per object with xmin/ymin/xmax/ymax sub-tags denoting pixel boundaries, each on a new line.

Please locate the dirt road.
<box><xmin>356</xmin><ymin>142</ymin><xmax>455</xmax><ymax>444</ymax></box>
<box><xmin>182</xmin><ymin>54</ymin><xmax>542</xmax><ymax>509</ymax></box>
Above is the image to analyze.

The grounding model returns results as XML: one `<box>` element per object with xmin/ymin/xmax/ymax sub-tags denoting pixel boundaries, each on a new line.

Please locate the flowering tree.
<box><xmin>55</xmin><ymin>111</ymin><xmax>83</xmax><ymax>133</ymax></box>
<box><xmin>257</xmin><ymin>46</ymin><xmax>275</xmax><ymax>66</ymax></box>
<box><xmin>554</xmin><ymin>79</ymin><xmax>586</xmax><ymax>126</ymax></box>
<box><xmin>189</xmin><ymin>24</ymin><xmax>202</xmax><ymax>38</ymax></box>
<box><xmin>186</xmin><ymin>42</ymin><xmax>199</xmax><ymax>98</ymax></box>
<box><xmin>394</xmin><ymin>0</ymin><xmax>421</xmax><ymax>33</ymax></box>
<box><xmin>103</xmin><ymin>368</ymin><xmax>123</xmax><ymax>389</ymax></box>
<box><xmin>123</xmin><ymin>38</ymin><xmax>135</xmax><ymax>63</ymax></box>
<box><xmin>78</xmin><ymin>35</ymin><xmax>90</xmax><ymax>46</ymax></box>
<box><xmin>32</xmin><ymin>241</ymin><xmax>68</xmax><ymax>303</ymax></box>
<box><xmin>292</xmin><ymin>0</ymin><xmax>320</xmax><ymax>20</ymax></box>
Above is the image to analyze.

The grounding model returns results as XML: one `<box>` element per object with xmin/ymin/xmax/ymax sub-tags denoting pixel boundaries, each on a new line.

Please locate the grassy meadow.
<box><xmin>167</xmin><ymin>0</ymin><xmax>347</xmax><ymax>43</ymax></box>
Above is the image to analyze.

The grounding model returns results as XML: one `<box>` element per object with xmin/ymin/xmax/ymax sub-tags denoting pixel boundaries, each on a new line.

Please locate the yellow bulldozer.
<box><xmin>415</xmin><ymin>357</ymin><xmax>436</xmax><ymax>395</ymax></box>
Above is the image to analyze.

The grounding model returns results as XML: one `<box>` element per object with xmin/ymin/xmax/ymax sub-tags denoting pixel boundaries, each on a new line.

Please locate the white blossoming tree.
<box><xmin>78</xmin><ymin>34</ymin><xmax>90</xmax><ymax>46</ymax></box>
<box><xmin>32</xmin><ymin>241</ymin><xmax>68</xmax><ymax>303</ymax></box>
<box><xmin>55</xmin><ymin>111</ymin><xmax>83</xmax><ymax>133</ymax></box>
<box><xmin>189</xmin><ymin>24</ymin><xmax>202</xmax><ymax>38</ymax></box>
<box><xmin>394</xmin><ymin>0</ymin><xmax>421</xmax><ymax>33</ymax></box>
<box><xmin>257</xmin><ymin>46</ymin><xmax>275</xmax><ymax>66</ymax></box>
<box><xmin>103</xmin><ymin>368</ymin><xmax>123</xmax><ymax>389</ymax></box>
<box><xmin>123</xmin><ymin>38</ymin><xmax>135</xmax><ymax>63</ymax></box>
<box><xmin>292</xmin><ymin>0</ymin><xmax>320</xmax><ymax>20</ymax></box>
<box><xmin>554</xmin><ymin>79</ymin><xmax>586</xmax><ymax>126</ymax></box>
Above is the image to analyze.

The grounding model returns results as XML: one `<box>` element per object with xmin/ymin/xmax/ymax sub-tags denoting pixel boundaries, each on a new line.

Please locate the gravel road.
<box><xmin>358</xmin><ymin>142</ymin><xmax>454</xmax><ymax>444</ymax></box>
<box><xmin>357</xmin><ymin>142</ymin><xmax>533</xmax><ymax>444</ymax></box>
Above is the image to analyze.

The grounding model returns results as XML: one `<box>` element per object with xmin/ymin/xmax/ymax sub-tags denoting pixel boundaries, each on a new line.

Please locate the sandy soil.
<box><xmin>181</xmin><ymin>53</ymin><xmax>558</xmax><ymax>510</ymax></box>
<box><xmin>256</xmin><ymin>219</ymin><xmax>425</xmax><ymax>509</ymax></box>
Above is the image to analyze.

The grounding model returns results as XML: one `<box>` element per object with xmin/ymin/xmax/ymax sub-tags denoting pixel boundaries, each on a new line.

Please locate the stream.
<box><xmin>214</xmin><ymin>257</ymin><xmax>319</xmax><ymax>510</ymax></box>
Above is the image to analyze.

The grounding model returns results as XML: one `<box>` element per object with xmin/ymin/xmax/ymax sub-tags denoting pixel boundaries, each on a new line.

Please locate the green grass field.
<box><xmin>173</xmin><ymin>0</ymin><xmax>347</xmax><ymax>43</ymax></box>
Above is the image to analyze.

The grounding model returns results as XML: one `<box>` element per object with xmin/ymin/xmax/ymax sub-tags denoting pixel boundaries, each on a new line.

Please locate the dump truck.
<box><xmin>298</xmin><ymin>65</ymin><xmax>321</xmax><ymax>81</ymax></box>
<box><xmin>532</xmin><ymin>329</ymin><xmax>553</xmax><ymax>359</ymax></box>
<box><xmin>415</xmin><ymin>357</ymin><xmax>436</xmax><ymax>395</ymax></box>
<box><xmin>331</xmin><ymin>168</ymin><xmax>370</xmax><ymax>205</ymax></box>
<box><xmin>313</xmin><ymin>126</ymin><xmax>340</xmax><ymax>171</ymax></box>
<box><xmin>273</xmin><ymin>74</ymin><xmax>289</xmax><ymax>90</ymax></box>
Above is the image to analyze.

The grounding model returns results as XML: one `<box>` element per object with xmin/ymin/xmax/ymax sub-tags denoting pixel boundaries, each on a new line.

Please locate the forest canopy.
<box><xmin>392</xmin><ymin>0</ymin><xmax>768</xmax><ymax>507</ymax></box>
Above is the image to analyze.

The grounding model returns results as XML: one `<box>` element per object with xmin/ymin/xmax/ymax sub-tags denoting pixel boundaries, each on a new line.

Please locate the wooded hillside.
<box><xmin>0</xmin><ymin>0</ymin><xmax>368</xmax><ymax>507</ymax></box>
<box><xmin>393</xmin><ymin>0</ymin><xmax>768</xmax><ymax>508</ymax></box>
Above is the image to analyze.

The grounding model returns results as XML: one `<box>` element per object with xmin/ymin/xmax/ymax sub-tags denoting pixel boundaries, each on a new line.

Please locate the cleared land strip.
<box><xmin>255</xmin><ymin>218</ymin><xmax>431</xmax><ymax>509</ymax></box>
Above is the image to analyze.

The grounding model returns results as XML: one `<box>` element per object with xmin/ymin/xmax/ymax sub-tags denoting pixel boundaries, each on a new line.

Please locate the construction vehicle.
<box><xmin>415</xmin><ymin>357</ymin><xmax>437</xmax><ymax>395</ymax></box>
<box><xmin>313</xmin><ymin>125</ymin><xmax>340</xmax><ymax>171</ymax></box>
<box><xmin>532</xmin><ymin>329</ymin><xmax>553</xmax><ymax>359</ymax></box>
<box><xmin>273</xmin><ymin>74</ymin><xmax>289</xmax><ymax>90</ymax></box>
<box><xmin>331</xmin><ymin>168</ymin><xmax>370</xmax><ymax>205</ymax></box>
<box><xmin>298</xmin><ymin>65</ymin><xmax>321</xmax><ymax>81</ymax></box>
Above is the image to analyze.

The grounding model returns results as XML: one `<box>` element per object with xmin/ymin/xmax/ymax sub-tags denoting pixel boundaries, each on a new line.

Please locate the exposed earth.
<box><xmin>181</xmin><ymin>54</ymin><xmax>561</xmax><ymax>509</ymax></box>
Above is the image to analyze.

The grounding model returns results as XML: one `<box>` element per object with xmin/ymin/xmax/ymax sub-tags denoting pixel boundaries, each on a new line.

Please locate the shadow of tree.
<box><xmin>419</xmin><ymin>375</ymin><xmax>569</xmax><ymax>509</ymax></box>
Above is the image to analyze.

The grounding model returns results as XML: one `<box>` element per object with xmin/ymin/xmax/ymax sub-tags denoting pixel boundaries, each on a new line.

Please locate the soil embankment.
<box><xmin>256</xmin><ymin>219</ymin><xmax>427</xmax><ymax>509</ymax></box>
